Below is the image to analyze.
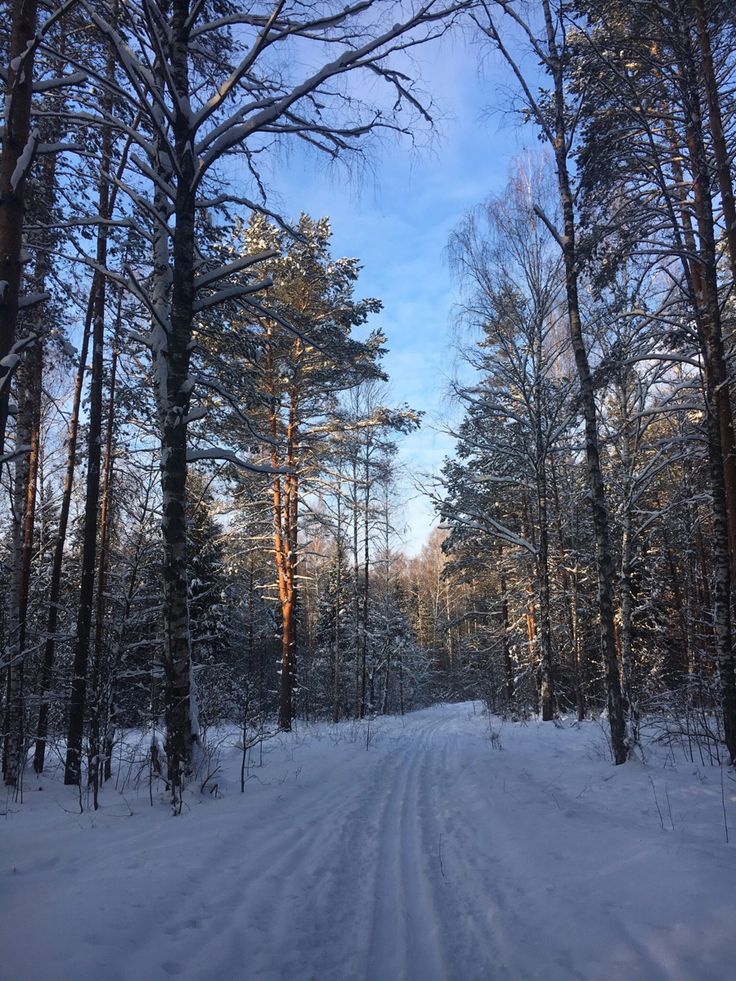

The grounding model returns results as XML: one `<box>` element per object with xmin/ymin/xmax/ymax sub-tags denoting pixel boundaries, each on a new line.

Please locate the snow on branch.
<box><xmin>193</xmin><ymin>0</ymin><xmax>472</xmax><ymax>185</ymax></box>
<box><xmin>33</xmin><ymin>71</ymin><xmax>87</xmax><ymax>93</ymax></box>
<box><xmin>0</xmin><ymin>333</ymin><xmax>42</xmax><ymax>393</ymax></box>
<box><xmin>18</xmin><ymin>292</ymin><xmax>50</xmax><ymax>309</ymax></box>
<box><xmin>186</xmin><ymin>447</ymin><xmax>279</xmax><ymax>475</ymax></box>
<box><xmin>192</xmin><ymin>279</ymin><xmax>273</xmax><ymax>313</ymax></box>
<box><xmin>193</xmin><ymin>250</ymin><xmax>277</xmax><ymax>292</ymax></box>
<box><xmin>10</xmin><ymin>129</ymin><xmax>40</xmax><ymax>192</ymax></box>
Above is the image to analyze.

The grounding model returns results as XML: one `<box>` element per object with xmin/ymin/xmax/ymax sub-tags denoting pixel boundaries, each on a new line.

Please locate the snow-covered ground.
<box><xmin>2</xmin><ymin>703</ymin><xmax>735</xmax><ymax>981</ymax></box>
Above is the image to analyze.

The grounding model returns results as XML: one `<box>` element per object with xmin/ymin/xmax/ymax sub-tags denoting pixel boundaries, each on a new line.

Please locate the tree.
<box><xmin>571</xmin><ymin>0</ymin><xmax>736</xmax><ymax>762</ymax></box>
<box><xmin>469</xmin><ymin>0</ymin><xmax>630</xmax><ymax>761</ymax></box>
<box><xmin>70</xmin><ymin>0</ymin><xmax>470</xmax><ymax>794</ymax></box>
<box><xmin>447</xmin><ymin>159</ymin><xmax>574</xmax><ymax>720</ymax></box>
<box><xmin>222</xmin><ymin>214</ymin><xmax>385</xmax><ymax>729</ymax></box>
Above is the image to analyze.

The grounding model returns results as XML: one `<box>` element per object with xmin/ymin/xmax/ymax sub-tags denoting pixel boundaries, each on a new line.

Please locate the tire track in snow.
<box><xmin>365</xmin><ymin>713</ymin><xmax>451</xmax><ymax>981</ymax></box>
<box><xmin>416</xmin><ymin>707</ymin><xmax>517</xmax><ymax>981</ymax></box>
<box><xmin>7</xmin><ymin>704</ymin><xmax>735</xmax><ymax>981</ymax></box>
<box><xmin>120</xmin><ymin>734</ymin><xmax>400</xmax><ymax>980</ymax></box>
<box><xmin>430</xmin><ymin>715</ymin><xmax>677</xmax><ymax>981</ymax></box>
<box><xmin>61</xmin><ymin>704</ymin><xmax>723</xmax><ymax>981</ymax></box>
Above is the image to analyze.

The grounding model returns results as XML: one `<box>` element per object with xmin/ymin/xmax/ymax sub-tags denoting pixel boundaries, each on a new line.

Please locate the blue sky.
<box><xmin>270</xmin><ymin>36</ymin><xmax>527</xmax><ymax>553</ymax></box>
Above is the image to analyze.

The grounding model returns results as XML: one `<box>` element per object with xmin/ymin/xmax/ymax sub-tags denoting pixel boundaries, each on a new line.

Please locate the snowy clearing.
<box><xmin>2</xmin><ymin>702</ymin><xmax>735</xmax><ymax>981</ymax></box>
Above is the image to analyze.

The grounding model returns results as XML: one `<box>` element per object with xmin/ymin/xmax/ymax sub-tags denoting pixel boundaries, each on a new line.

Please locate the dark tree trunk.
<box><xmin>539</xmin><ymin>0</ymin><xmax>628</xmax><ymax>762</ymax></box>
<box><xmin>4</xmin><ymin>125</ymin><xmax>56</xmax><ymax>785</ymax></box>
<box><xmin>668</xmin><ymin>6</ymin><xmax>736</xmax><ymax>761</ymax></box>
<box><xmin>333</xmin><ymin>492</ymin><xmax>343</xmax><ymax>723</ymax></box>
<box><xmin>88</xmin><ymin>311</ymin><xmax>120</xmax><ymax>805</ymax></box>
<box><xmin>63</xmin><ymin>77</ymin><xmax>113</xmax><ymax>786</ymax></box>
<box><xmin>361</xmin><ymin>442</ymin><xmax>371</xmax><ymax>716</ymax></box>
<box><xmin>352</xmin><ymin>450</ymin><xmax>361</xmax><ymax>717</ymax></box>
<box><xmin>0</xmin><ymin>0</ymin><xmax>39</xmax><ymax>456</ymax></box>
<box><xmin>33</xmin><ymin>297</ymin><xmax>90</xmax><ymax>773</ymax></box>
<box><xmin>34</xmin><ymin>126</ymin><xmax>135</xmax><ymax>773</ymax></box>
<box><xmin>549</xmin><ymin>455</ymin><xmax>584</xmax><ymax>720</ymax></box>
<box><xmin>500</xmin><ymin>568</ymin><xmax>514</xmax><ymax>705</ymax></box>
<box><xmin>3</xmin><ymin>340</ymin><xmax>42</xmax><ymax>786</ymax></box>
<box><xmin>693</xmin><ymin>0</ymin><xmax>736</xmax><ymax>289</ymax></box>
<box><xmin>148</xmin><ymin>0</ymin><xmax>203</xmax><ymax>800</ymax></box>
<box><xmin>534</xmin><ymin>326</ymin><xmax>555</xmax><ymax>720</ymax></box>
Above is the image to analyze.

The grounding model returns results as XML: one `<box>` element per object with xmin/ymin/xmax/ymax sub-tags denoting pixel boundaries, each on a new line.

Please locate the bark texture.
<box><xmin>0</xmin><ymin>0</ymin><xmax>39</xmax><ymax>455</ymax></box>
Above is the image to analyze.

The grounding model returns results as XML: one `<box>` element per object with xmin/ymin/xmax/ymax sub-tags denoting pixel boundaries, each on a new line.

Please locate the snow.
<box><xmin>2</xmin><ymin>703</ymin><xmax>734</xmax><ymax>981</ymax></box>
<box><xmin>18</xmin><ymin>291</ymin><xmax>49</xmax><ymax>309</ymax></box>
<box><xmin>33</xmin><ymin>72</ymin><xmax>87</xmax><ymax>93</ymax></box>
<box><xmin>0</xmin><ymin>353</ymin><xmax>21</xmax><ymax>372</ymax></box>
<box><xmin>10</xmin><ymin>129</ymin><xmax>39</xmax><ymax>192</ymax></box>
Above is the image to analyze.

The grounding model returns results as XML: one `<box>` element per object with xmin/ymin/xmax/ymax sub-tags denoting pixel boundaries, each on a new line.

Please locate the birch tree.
<box><xmin>469</xmin><ymin>0</ymin><xmax>629</xmax><ymax>761</ymax></box>
<box><xmin>448</xmin><ymin>160</ymin><xmax>574</xmax><ymax>720</ymax></box>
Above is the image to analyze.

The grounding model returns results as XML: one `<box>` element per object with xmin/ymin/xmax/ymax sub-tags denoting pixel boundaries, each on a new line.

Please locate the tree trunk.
<box><xmin>333</xmin><ymin>491</ymin><xmax>342</xmax><ymax>723</ymax></box>
<box><xmin>549</xmin><ymin>454</ymin><xmax>584</xmax><ymax>720</ymax></box>
<box><xmin>272</xmin><ymin>378</ymin><xmax>299</xmax><ymax>732</ymax></box>
<box><xmin>542</xmin><ymin>0</ymin><xmax>628</xmax><ymax>761</ymax></box>
<box><xmin>617</xmin><ymin>375</ymin><xmax>638</xmax><ymax>741</ymax></box>
<box><xmin>534</xmin><ymin>324</ymin><xmax>555</xmax><ymax>720</ymax></box>
<box><xmin>361</xmin><ymin>441</ymin><xmax>371</xmax><ymax>715</ymax></box>
<box><xmin>151</xmin><ymin>0</ymin><xmax>202</xmax><ymax>798</ymax></box>
<box><xmin>558</xmin><ymin>209</ymin><xmax>627</xmax><ymax>760</ymax></box>
<box><xmin>34</xmin><ymin>123</ymin><xmax>135</xmax><ymax>773</ymax></box>
<box><xmin>499</xmin><ymin>567</ymin><xmax>514</xmax><ymax>705</ymax></box>
<box><xmin>352</xmin><ymin>449</ymin><xmax>361</xmax><ymax>717</ymax></box>
<box><xmin>0</xmin><ymin>0</ymin><xmax>39</xmax><ymax>456</ymax></box>
<box><xmin>669</xmin><ymin>10</ymin><xmax>736</xmax><ymax>760</ymax></box>
<box><xmin>63</xmin><ymin>84</ymin><xmax>113</xmax><ymax>786</ymax></box>
<box><xmin>4</xmin><ymin>125</ymin><xmax>56</xmax><ymax>784</ymax></box>
<box><xmin>88</xmin><ymin>310</ymin><xmax>120</xmax><ymax>805</ymax></box>
<box><xmin>619</xmin><ymin>512</ymin><xmax>636</xmax><ymax>737</ymax></box>
<box><xmin>693</xmin><ymin>0</ymin><xmax>736</xmax><ymax>288</ymax></box>
<box><xmin>3</xmin><ymin>339</ymin><xmax>42</xmax><ymax>786</ymax></box>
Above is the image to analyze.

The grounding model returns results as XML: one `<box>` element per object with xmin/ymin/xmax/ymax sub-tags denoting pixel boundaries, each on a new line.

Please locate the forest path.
<box><xmin>3</xmin><ymin>703</ymin><xmax>734</xmax><ymax>981</ymax></box>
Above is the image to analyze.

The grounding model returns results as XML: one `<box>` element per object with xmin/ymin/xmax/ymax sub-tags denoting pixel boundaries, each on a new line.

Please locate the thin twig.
<box><xmin>648</xmin><ymin>775</ymin><xmax>665</xmax><ymax>831</ymax></box>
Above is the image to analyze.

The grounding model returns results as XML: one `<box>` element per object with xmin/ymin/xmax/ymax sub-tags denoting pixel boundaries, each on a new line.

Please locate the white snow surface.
<box><xmin>2</xmin><ymin>702</ymin><xmax>735</xmax><ymax>981</ymax></box>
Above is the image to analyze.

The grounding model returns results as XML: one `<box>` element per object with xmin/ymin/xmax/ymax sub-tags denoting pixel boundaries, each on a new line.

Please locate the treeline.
<box><xmin>0</xmin><ymin>0</ymin><xmax>473</xmax><ymax>806</ymax></box>
<box><xmin>3</xmin><ymin>0</ymin><xmax>735</xmax><ymax>811</ymax></box>
<box><xmin>438</xmin><ymin>0</ymin><xmax>736</xmax><ymax>766</ymax></box>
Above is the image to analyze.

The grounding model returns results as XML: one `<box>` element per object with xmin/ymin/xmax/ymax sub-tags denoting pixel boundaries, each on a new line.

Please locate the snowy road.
<box><xmin>2</xmin><ymin>703</ymin><xmax>734</xmax><ymax>980</ymax></box>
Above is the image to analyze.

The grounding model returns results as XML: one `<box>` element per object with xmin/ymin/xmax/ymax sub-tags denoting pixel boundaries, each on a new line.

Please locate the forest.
<box><xmin>2</xmin><ymin>0</ymin><xmax>736</xmax><ymax>816</ymax></box>
<box><xmin>3</xmin><ymin>1</ymin><xmax>736</xmax><ymax>978</ymax></box>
